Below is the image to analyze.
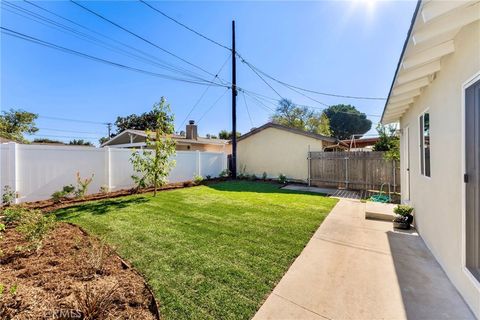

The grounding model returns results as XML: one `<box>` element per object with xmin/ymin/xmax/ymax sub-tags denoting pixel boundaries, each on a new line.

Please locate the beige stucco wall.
<box><xmin>399</xmin><ymin>21</ymin><xmax>480</xmax><ymax>317</ymax></box>
<box><xmin>237</xmin><ymin>127</ymin><xmax>327</xmax><ymax>181</ymax></box>
<box><xmin>176</xmin><ymin>143</ymin><xmax>230</xmax><ymax>153</ymax></box>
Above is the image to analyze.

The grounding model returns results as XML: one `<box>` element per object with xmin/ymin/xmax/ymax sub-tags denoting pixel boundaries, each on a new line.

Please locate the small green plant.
<box><xmin>9</xmin><ymin>284</ymin><xmax>17</xmax><ymax>296</ymax></box>
<box><xmin>16</xmin><ymin>209</ymin><xmax>55</xmax><ymax>251</ymax></box>
<box><xmin>238</xmin><ymin>164</ymin><xmax>247</xmax><ymax>179</ymax></box>
<box><xmin>1</xmin><ymin>185</ymin><xmax>17</xmax><ymax>206</ymax></box>
<box><xmin>99</xmin><ymin>185</ymin><xmax>109</xmax><ymax>194</ymax></box>
<box><xmin>393</xmin><ymin>205</ymin><xmax>414</xmax><ymax>217</ymax></box>
<box><xmin>278</xmin><ymin>173</ymin><xmax>287</xmax><ymax>184</ymax></box>
<box><xmin>219</xmin><ymin>169</ymin><xmax>230</xmax><ymax>178</ymax></box>
<box><xmin>193</xmin><ymin>175</ymin><xmax>204</xmax><ymax>184</ymax></box>
<box><xmin>205</xmin><ymin>175</ymin><xmax>212</xmax><ymax>180</ymax></box>
<box><xmin>2</xmin><ymin>206</ymin><xmax>27</xmax><ymax>224</ymax></box>
<box><xmin>74</xmin><ymin>172</ymin><xmax>94</xmax><ymax>198</ymax></box>
<box><xmin>262</xmin><ymin>172</ymin><xmax>268</xmax><ymax>181</ymax></box>
<box><xmin>51</xmin><ymin>184</ymin><xmax>75</xmax><ymax>203</ymax></box>
<box><xmin>249</xmin><ymin>174</ymin><xmax>257</xmax><ymax>181</ymax></box>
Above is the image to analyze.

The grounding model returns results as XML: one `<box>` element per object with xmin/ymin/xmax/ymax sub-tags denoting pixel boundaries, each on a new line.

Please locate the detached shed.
<box><xmin>237</xmin><ymin>122</ymin><xmax>338</xmax><ymax>182</ymax></box>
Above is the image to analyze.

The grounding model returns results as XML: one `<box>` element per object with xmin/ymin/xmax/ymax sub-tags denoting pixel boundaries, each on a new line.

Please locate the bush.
<box><xmin>249</xmin><ymin>174</ymin><xmax>257</xmax><ymax>181</ymax></box>
<box><xmin>51</xmin><ymin>184</ymin><xmax>75</xmax><ymax>203</ymax></box>
<box><xmin>262</xmin><ymin>172</ymin><xmax>268</xmax><ymax>181</ymax></box>
<box><xmin>205</xmin><ymin>175</ymin><xmax>212</xmax><ymax>180</ymax></box>
<box><xmin>2</xmin><ymin>186</ymin><xmax>17</xmax><ymax>206</ymax></box>
<box><xmin>278</xmin><ymin>174</ymin><xmax>287</xmax><ymax>184</ymax></box>
<box><xmin>219</xmin><ymin>169</ymin><xmax>230</xmax><ymax>178</ymax></box>
<box><xmin>16</xmin><ymin>209</ymin><xmax>55</xmax><ymax>251</ymax></box>
<box><xmin>2</xmin><ymin>206</ymin><xmax>28</xmax><ymax>225</ymax></box>
<box><xmin>393</xmin><ymin>205</ymin><xmax>414</xmax><ymax>217</ymax></box>
<box><xmin>193</xmin><ymin>175</ymin><xmax>204</xmax><ymax>184</ymax></box>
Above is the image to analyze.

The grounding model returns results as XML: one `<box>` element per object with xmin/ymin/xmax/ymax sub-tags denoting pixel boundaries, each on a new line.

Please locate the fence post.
<box><xmin>196</xmin><ymin>150</ymin><xmax>201</xmax><ymax>177</ymax></box>
<box><xmin>7</xmin><ymin>142</ymin><xmax>18</xmax><ymax>204</ymax></box>
<box><xmin>105</xmin><ymin>147</ymin><xmax>111</xmax><ymax>191</ymax></box>
<box><xmin>345</xmin><ymin>155</ymin><xmax>349</xmax><ymax>189</ymax></box>
<box><xmin>307</xmin><ymin>145</ymin><xmax>311</xmax><ymax>186</ymax></box>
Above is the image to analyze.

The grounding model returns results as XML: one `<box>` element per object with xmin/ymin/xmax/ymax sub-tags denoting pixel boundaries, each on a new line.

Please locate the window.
<box><xmin>419</xmin><ymin>111</ymin><xmax>430</xmax><ymax>177</ymax></box>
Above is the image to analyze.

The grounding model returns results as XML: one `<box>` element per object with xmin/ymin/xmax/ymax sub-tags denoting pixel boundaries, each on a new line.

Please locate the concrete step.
<box><xmin>365</xmin><ymin>201</ymin><xmax>396</xmax><ymax>221</ymax></box>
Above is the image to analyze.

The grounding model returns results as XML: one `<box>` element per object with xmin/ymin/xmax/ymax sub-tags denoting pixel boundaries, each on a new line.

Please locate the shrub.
<box><xmin>193</xmin><ymin>175</ymin><xmax>204</xmax><ymax>184</ymax></box>
<box><xmin>74</xmin><ymin>172</ymin><xmax>94</xmax><ymax>198</ymax></box>
<box><xmin>393</xmin><ymin>205</ymin><xmax>414</xmax><ymax>217</ymax></box>
<box><xmin>219</xmin><ymin>169</ymin><xmax>230</xmax><ymax>178</ymax></box>
<box><xmin>2</xmin><ymin>206</ymin><xmax>27</xmax><ymax>225</ymax></box>
<box><xmin>99</xmin><ymin>185</ymin><xmax>109</xmax><ymax>194</ymax></box>
<box><xmin>262</xmin><ymin>172</ymin><xmax>268</xmax><ymax>181</ymax></box>
<box><xmin>51</xmin><ymin>184</ymin><xmax>75</xmax><ymax>203</ymax></box>
<box><xmin>1</xmin><ymin>186</ymin><xmax>17</xmax><ymax>206</ymax></box>
<box><xmin>16</xmin><ymin>209</ymin><xmax>55</xmax><ymax>251</ymax></box>
<box><xmin>205</xmin><ymin>175</ymin><xmax>212</xmax><ymax>180</ymax></box>
<box><xmin>73</xmin><ymin>283</ymin><xmax>119</xmax><ymax>320</ymax></box>
<box><xmin>249</xmin><ymin>174</ymin><xmax>257</xmax><ymax>181</ymax></box>
<box><xmin>278</xmin><ymin>174</ymin><xmax>287</xmax><ymax>184</ymax></box>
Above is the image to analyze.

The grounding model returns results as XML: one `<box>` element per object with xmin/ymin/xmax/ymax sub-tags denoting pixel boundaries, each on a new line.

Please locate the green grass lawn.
<box><xmin>56</xmin><ymin>181</ymin><xmax>338</xmax><ymax>320</ymax></box>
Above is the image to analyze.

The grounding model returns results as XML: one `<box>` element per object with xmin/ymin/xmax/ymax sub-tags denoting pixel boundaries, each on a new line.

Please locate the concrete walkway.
<box><xmin>254</xmin><ymin>199</ymin><xmax>474</xmax><ymax>320</ymax></box>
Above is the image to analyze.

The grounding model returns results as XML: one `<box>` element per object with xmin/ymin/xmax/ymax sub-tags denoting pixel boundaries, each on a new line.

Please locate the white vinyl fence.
<box><xmin>0</xmin><ymin>143</ymin><xmax>227</xmax><ymax>203</ymax></box>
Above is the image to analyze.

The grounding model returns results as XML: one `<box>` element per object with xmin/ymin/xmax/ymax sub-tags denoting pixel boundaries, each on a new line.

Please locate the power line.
<box><xmin>38</xmin><ymin>115</ymin><xmax>109</xmax><ymax>125</ymax></box>
<box><xmin>178</xmin><ymin>54</ymin><xmax>231</xmax><ymax>129</ymax></box>
<box><xmin>241</xmin><ymin>91</ymin><xmax>254</xmax><ymax>128</ymax></box>
<box><xmin>21</xmin><ymin>0</ymin><xmax>211</xmax><ymax>82</ymax></box>
<box><xmin>70</xmin><ymin>0</ymin><xmax>224</xmax><ymax>82</ymax></box>
<box><xmin>237</xmin><ymin>53</ymin><xmax>386</xmax><ymax>101</ymax></box>
<box><xmin>138</xmin><ymin>0</ymin><xmax>231</xmax><ymax>52</ymax></box>
<box><xmin>30</xmin><ymin>134</ymin><xmax>100</xmax><ymax>140</ymax></box>
<box><xmin>197</xmin><ymin>88</ymin><xmax>229</xmax><ymax>123</ymax></box>
<box><xmin>1</xmin><ymin>27</ymin><xmax>227</xmax><ymax>87</ymax></box>
<box><xmin>37</xmin><ymin>127</ymin><xmax>106</xmax><ymax>135</ymax></box>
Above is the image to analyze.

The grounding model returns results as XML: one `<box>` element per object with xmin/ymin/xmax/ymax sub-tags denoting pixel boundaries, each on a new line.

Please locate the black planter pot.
<box><xmin>393</xmin><ymin>214</ymin><xmax>413</xmax><ymax>230</ymax></box>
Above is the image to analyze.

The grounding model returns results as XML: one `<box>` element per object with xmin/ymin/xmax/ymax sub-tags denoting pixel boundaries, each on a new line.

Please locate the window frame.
<box><xmin>419</xmin><ymin>109</ymin><xmax>431</xmax><ymax>178</ymax></box>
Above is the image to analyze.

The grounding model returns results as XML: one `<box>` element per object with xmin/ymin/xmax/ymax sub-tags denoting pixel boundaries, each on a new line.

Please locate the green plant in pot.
<box><xmin>393</xmin><ymin>205</ymin><xmax>414</xmax><ymax>229</ymax></box>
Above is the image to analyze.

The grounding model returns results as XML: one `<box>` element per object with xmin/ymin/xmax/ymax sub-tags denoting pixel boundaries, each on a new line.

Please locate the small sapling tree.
<box><xmin>130</xmin><ymin>97</ymin><xmax>176</xmax><ymax>196</ymax></box>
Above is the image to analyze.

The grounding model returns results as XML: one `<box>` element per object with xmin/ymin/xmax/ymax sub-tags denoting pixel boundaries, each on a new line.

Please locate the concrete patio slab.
<box><xmin>254</xmin><ymin>199</ymin><xmax>474</xmax><ymax>320</ymax></box>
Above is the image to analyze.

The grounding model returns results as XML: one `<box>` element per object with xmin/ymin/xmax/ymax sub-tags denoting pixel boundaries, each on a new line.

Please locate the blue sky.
<box><xmin>1</xmin><ymin>0</ymin><xmax>417</xmax><ymax>145</ymax></box>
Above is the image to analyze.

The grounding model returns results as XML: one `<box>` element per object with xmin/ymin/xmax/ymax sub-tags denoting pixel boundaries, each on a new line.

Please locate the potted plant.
<box><xmin>393</xmin><ymin>205</ymin><xmax>414</xmax><ymax>229</ymax></box>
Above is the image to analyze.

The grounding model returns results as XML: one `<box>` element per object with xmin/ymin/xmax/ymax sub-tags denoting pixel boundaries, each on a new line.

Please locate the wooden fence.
<box><xmin>308</xmin><ymin>151</ymin><xmax>400</xmax><ymax>192</ymax></box>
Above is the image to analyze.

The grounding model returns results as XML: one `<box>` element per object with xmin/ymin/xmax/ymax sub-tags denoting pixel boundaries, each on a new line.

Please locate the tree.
<box><xmin>33</xmin><ymin>138</ymin><xmax>63</xmax><ymax>144</ymax></box>
<box><xmin>373</xmin><ymin>124</ymin><xmax>400</xmax><ymax>161</ymax></box>
<box><xmin>0</xmin><ymin>109</ymin><xmax>38</xmax><ymax>142</ymax></box>
<box><xmin>115</xmin><ymin>110</ymin><xmax>160</xmax><ymax>133</ymax></box>
<box><xmin>218</xmin><ymin>130</ymin><xmax>241</xmax><ymax>140</ymax></box>
<box><xmin>69</xmin><ymin>139</ymin><xmax>93</xmax><ymax>146</ymax></box>
<box><xmin>130</xmin><ymin>97</ymin><xmax>176</xmax><ymax>196</ymax></box>
<box><xmin>323</xmin><ymin>104</ymin><xmax>372</xmax><ymax>140</ymax></box>
<box><xmin>270</xmin><ymin>98</ymin><xmax>332</xmax><ymax>136</ymax></box>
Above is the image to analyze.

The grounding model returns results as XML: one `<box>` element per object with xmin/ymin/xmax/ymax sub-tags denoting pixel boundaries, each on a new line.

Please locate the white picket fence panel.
<box><xmin>0</xmin><ymin>143</ymin><xmax>227</xmax><ymax>203</ymax></box>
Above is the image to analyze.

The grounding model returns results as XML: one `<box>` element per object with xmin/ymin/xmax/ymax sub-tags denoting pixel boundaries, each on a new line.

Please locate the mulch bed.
<box><xmin>0</xmin><ymin>222</ymin><xmax>160</xmax><ymax>319</ymax></box>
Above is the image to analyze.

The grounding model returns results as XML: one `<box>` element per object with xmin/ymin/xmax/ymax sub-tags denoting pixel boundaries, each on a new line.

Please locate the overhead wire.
<box><xmin>1</xmin><ymin>27</ymin><xmax>228</xmax><ymax>87</ymax></box>
<box><xmin>197</xmin><ymin>88</ymin><xmax>229</xmax><ymax>124</ymax></box>
<box><xmin>241</xmin><ymin>91</ymin><xmax>254</xmax><ymax>128</ymax></box>
<box><xmin>21</xmin><ymin>0</ymin><xmax>212</xmax><ymax>81</ymax></box>
<box><xmin>178</xmin><ymin>53</ymin><xmax>231</xmax><ymax>129</ymax></box>
<box><xmin>138</xmin><ymin>0</ymin><xmax>231</xmax><ymax>52</ymax></box>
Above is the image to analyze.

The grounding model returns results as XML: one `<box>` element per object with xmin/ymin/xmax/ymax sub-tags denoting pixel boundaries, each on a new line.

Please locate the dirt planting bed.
<box><xmin>0</xmin><ymin>222</ymin><xmax>159</xmax><ymax>319</ymax></box>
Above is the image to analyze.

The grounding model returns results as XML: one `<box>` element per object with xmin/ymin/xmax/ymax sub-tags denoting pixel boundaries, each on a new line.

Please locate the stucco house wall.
<box><xmin>237</xmin><ymin>126</ymin><xmax>329</xmax><ymax>181</ymax></box>
<box><xmin>399</xmin><ymin>21</ymin><xmax>480</xmax><ymax>317</ymax></box>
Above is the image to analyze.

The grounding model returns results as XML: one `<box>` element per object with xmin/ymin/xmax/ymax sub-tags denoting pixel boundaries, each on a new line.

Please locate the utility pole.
<box><xmin>231</xmin><ymin>20</ymin><xmax>237</xmax><ymax>178</ymax></box>
<box><xmin>107</xmin><ymin>122</ymin><xmax>112</xmax><ymax>137</ymax></box>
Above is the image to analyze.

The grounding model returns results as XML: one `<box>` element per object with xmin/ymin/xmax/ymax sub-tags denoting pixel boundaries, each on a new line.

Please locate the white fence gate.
<box><xmin>0</xmin><ymin>143</ymin><xmax>227</xmax><ymax>203</ymax></box>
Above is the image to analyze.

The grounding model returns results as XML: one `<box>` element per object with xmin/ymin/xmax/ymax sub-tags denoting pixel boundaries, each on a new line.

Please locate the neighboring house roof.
<box><xmin>381</xmin><ymin>0</ymin><xmax>480</xmax><ymax>124</ymax></box>
<box><xmin>237</xmin><ymin>122</ymin><xmax>337</xmax><ymax>143</ymax></box>
<box><xmin>101</xmin><ymin>129</ymin><xmax>229</xmax><ymax>147</ymax></box>
<box><xmin>341</xmin><ymin>137</ymin><xmax>380</xmax><ymax>148</ymax></box>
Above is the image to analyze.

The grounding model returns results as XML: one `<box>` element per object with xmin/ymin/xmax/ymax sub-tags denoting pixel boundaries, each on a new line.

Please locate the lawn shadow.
<box><xmin>56</xmin><ymin>196</ymin><xmax>149</xmax><ymax>220</ymax></box>
<box><xmin>206</xmin><ymin>180</ymin><xmax>328</xmax><ymax>197</ymax></box>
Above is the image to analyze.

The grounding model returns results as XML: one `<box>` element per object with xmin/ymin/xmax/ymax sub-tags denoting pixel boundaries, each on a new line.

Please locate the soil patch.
<box><xmin>0</xmin><ymin>223</ymin><xmax>159</xmax><ymax>319</ymax></box>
